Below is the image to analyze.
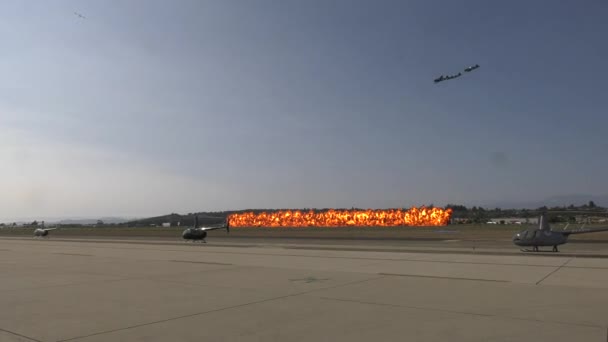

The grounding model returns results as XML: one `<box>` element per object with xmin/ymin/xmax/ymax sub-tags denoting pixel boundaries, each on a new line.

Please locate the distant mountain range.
<box><xmin>0</xmin><ymin>217</ymin><xmax>137</xmax><ymax>225</ymax></box>
<box><xmin>3</xmin><ymin>195</ymin><xmax>608</xmax><ymax>225</ymax></box>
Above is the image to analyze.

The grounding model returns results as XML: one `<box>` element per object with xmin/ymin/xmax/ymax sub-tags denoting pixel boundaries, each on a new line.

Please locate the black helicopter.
<box><xmin>513</xmin><ymin>213</ymin><xmax>608</xmax><ymax>252</ymax></box>
<box><xmin>182</xmin><ymin>215</ymin><xmax>230</xmax><ymax>243</ymax></box>
<box><xmin>33</xmin><ymin>223</ymin><xmax>59</xmax><ymax>238</ymax></box>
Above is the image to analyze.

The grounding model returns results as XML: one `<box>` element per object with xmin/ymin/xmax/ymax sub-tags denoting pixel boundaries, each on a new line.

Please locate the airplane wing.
<box><xmin>564</xmin><ymin>227</ymin><xmax>608</xmax><ymax>235</ymax></box>
<box><xmin>42</xmin><ymin>228</ymin><xmax>58</xmax><ymax>231</ymax></box>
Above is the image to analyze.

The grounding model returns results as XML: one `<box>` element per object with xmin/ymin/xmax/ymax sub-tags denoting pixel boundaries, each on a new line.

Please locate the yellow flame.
<box><xmin>228</xmin><ymin>207</ymin><xmax>452</xmax><ymax>227</ymax></box>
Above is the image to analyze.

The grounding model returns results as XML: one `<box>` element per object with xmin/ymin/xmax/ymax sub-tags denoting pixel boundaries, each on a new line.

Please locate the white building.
<box><xmin>488</xmin><ymin>217</ymin><xmax>539</xmax><ymax>225</ymax></box>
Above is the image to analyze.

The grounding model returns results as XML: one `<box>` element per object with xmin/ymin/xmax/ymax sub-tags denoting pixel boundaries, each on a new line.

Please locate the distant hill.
<box><xmin>58</xmin><ymin>217</ymin><xmax>134</xmax><ymax>225</ymax></box>
<box><xmin>544</xmin><ymin>194</ymin><xmax>608</xmax><ymax>207</ymax></box>
<box><xmin>123</xmin><ymin>208</ymin><xmax>357</xmax><ymax>227</ymax></box>
<box><xmin>8</xmin><ymin>200</ymin><xmax>607</xmax><ymax>227</ymax></box>
<box><xmin>124</xmin><ymin>205</ymin><xmax>606</xmax><ymax>227</ymax></box>
<box><xmin>0</xmin><ymin>216</ymin><xmax>137</xmax><ymax>226</ymax></box>
<box><xmin>124</xmin><ymin>212</ymin><xmax>228</xmax><ymax>227</ymax></box>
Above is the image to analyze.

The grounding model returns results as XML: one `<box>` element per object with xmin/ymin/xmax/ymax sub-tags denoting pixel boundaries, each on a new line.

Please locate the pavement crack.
<box><xmin>0</xmin><ymin>265</ymin><xmax>240</xmax><ymax>294</ymax></box>
<box><xmin>379</xmin><ymin>272</ymin><xmax>509</xmax><ymax>283</ymax></box>
<box><xmin>319</xmin><ymin>297</ymin><xmax>493</xmax><ymax>318</ymax></box>
<box><xmin>169</xmin><ymin>260</ymin><xmax>232</xmax><ymax>265</ymax></box>
<box><xmin>53</xmin><ymin>253</ymin><xmax>92</xmax><ymax>257</ymax></box>
<box><xmin>56</xmin><ymin>276</ymin><xmax>385</xmax><ymax>342</ymax></box>
<box><xmin>317</xmin><ymin>297</ymin><xmax>605</xmax><ymax>329</ymax></box>
<box><xmin>0</xmin><ymin>276</ymin><xmax>141</xmax><ymax>294</ymax></box>
<box><xmin>536</xmin><ymin>258</ymin><xmax>572</xmax><ymax>285</ymax></box>
<box><xmin>0</xmin><ymin>327</ymin><xmax>43</xmax><ymax>342</ymax></box>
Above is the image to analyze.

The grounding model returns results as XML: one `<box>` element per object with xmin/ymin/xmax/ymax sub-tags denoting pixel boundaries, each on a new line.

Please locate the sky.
<box><xmin>1</xmin><ymin>0</ymin><xmax>608</xmax><ymax>220</ymax></box>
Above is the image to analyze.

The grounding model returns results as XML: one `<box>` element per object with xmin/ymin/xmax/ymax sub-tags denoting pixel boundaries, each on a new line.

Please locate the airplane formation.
<box><xmin>434</xmin><ymin>64</ymin><xmax>479</xmax><ymax>83</ymax></box>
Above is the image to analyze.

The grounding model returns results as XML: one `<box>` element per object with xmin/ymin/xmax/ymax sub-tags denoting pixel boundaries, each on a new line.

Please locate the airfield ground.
<box><xmin>1</xmin><ymin>230</ymin><xmax>608</xmax><ymax>341</ymax></box>
<box><xmin>3</xmin><ymin>223</ymin><xmax>608</xmax><ymax>241</ymax></box>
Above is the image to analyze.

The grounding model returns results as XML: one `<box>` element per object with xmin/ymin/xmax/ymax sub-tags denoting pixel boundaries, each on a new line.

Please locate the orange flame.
<box><xmin>228</xmin><ymin>207</ymin><xmax>452</xmax><ymax>227</ymax></box>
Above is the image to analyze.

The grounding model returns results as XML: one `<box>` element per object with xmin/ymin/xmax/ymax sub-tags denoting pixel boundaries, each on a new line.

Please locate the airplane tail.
<box><xmin>539</xmin><ymin>212</ymin><xmax>551</xmax><ymax>231</ymax></box>
<box><xmin>225</xmin><ymin>218</ymin><xmax>230</xmax><ymax>234</ymax></box>
<box><xmin>194</xmin><ymin>215</ymin><xmax>199</xmax><ymax>229</ymax></box>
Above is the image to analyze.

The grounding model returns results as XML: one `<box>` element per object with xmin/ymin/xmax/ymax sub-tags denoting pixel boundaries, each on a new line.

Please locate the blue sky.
<box><xmin>1</xmin><ymin>0</ymin><xmax>607</xmax><ymax>219</ymax></box>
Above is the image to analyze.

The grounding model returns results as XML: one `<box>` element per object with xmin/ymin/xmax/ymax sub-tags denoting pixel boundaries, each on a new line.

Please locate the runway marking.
<box><xmin>53</xmin><ymin>252</ymin><xmax>92</xmax><ymax>257</ymax></box>
<box><xmin>6</xmin><ymin>238</ymin><xmax>608</xmax><ymax>259</ymax></box>
<box><xmin>8</xmin><ymin>240</ymin><xmax>608</xmax><ymax>277</ymax></box>
<box><xmin>0</xmin><ymin>265</ymin><xmax>240</xmax><ymax>294</ymax></box>
<box><xmin>0</xmin><ymin>276</ymin><xmax>142</xmax><ymax>294</ymax></box>
<box><xmin>0</xmin><ymin>327</ymin><xmax>43</xmax><ymax>342</ymax></box>
<box><xmin>169</xmin><ymin>260</ymin><xmax>232</xmax><ymax>266</ymax></box>
<box><xmin>284</xmin><ymin>245</ymin><xmax>608</xmax><ymax>259</ymax></box>
<box><xmin>289</xmin><ymin>276</ymin><xmax>330</xmax><ymax>283</ymax></box>
<box><xmin>319</xmin><ymin>297</ymin><xmax>494</xmax><ymax>316</ymax></box>
<box><xmin>6</xmin><ymin>241</ymin><xmax>604</xmax><ymax>269</ymax></box>
<box><xmin>318</xmin><ymin>297</ymin><xmax>606</xmax><ymax>329</ymax></box>
<box><xmin>56</xmin><ymin>276</ymin><xmax>385</xmax><ymax>342</ymax></box>
<box><xmin>396</xmin><ymin>259</ymin><xmax>556</xmax><ymax>268</ymax></box>
<box><xmin>379</xmin><ymin>273</ymin><xmax>509</xmax><ymax>283</ymax></box>
<box><xmin>535</xmin><ymin>258</ymin><xmax>572</xmax><ymax>285</ymax></box>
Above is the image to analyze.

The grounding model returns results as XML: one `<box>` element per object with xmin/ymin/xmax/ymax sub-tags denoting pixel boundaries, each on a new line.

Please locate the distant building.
<box><xmin>162</xmin><ymin>222</ymin><xmax>171</xmax><ymax>227</ymax></box>
<box><xmin>574</xmin><ymin>215</ymin><xmax>608</xmax><ymax>224</ymax></box>
<box><xmin>488</xmin><ymin>217</ymin><xmax>538</xmax><ymax>225</ymax></box>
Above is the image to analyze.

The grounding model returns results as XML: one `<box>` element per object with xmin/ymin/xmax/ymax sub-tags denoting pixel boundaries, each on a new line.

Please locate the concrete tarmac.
<box><xmin>1</xmin><ymin>237</ymin><xmax>608</xmax><ymax>341</ymax></box>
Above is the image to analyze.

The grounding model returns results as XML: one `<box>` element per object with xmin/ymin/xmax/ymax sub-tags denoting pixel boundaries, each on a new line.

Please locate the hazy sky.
<box><xmin>1</xmin><ymin>0</ymin><xmax>607</xmax><ymax>220</ymax></box>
